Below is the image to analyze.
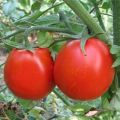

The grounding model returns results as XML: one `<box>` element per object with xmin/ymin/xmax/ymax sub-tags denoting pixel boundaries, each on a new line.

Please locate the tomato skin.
<box><xmin>54</xmin><ymin>38</ymin><xmax>115</xmax><ymax>100</ymax></box>
<box><xmin>4</xmin><ymin>48</ymin><xmax>54</xmax><ymax>100</ymax></box>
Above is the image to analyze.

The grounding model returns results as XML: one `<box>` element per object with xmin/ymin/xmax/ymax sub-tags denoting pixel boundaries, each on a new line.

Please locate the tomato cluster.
<box><xmin>4</xmin><ymin>38</ymin><xmax>115</xmax><ymax>100</ymax></box>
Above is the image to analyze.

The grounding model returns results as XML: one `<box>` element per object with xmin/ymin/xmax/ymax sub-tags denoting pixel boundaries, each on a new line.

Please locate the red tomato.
<box><xmin>4</xmin><ymin>48</ymin><xmax>54</xmax><ymax>100</ymax></box>
<box><xmin>54</xmin><ymin>38</ymin><xmax>115</xmax><ymax>100</ymax></box>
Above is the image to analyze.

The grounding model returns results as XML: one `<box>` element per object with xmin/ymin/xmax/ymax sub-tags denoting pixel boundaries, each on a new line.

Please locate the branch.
<box><xmin>100</xmin><ymin>13</ymin><xmax>112</xmax><ymax>17</ymax></box>
<box><xmin>0</xmin><ymin>26</ymin><xmax>75</xmax><ymax>42</ymax></box>
<box><xmin>53</xmin><ymin>89</ymin><xmax>72</xmax><ymax>106</ymax></box>
<box><xmin>63</xmin><ymin>0</ymin><xmax>108</xmax><ymax>42</ymax></box>
<box><xmin>90</xmin><ymin>0</ymin><xmax>106</xmax><ymax>31</ymax></box>
<box><xmin>15</xmin><ymin>2</ymin><xmax>64</xmax><ymax>24</ymax></box>
<box><xmin>48</xmin><ymin>38</ymin><xmax>69</xmax><ymax>48</ymax></box>
<box><xmin>24</xmin><ymin>26</ymin><xmax>75</xmax><ymax>39</ymax></box>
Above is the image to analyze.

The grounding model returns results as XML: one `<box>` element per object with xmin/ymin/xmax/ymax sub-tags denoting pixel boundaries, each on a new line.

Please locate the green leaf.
<box><xmin>3</xmin><ymin>40</ymin><xmax>22</xmax><ymax>49</ymax></box>
<box><xmin>35</xmin><ymin>14</ymin><xmax>59</xmax><ymax>26</ymax></box>
<box><xmin>0</xmin><ymin>94</ymin><xmax>5</xmax><ymax>101</ymax></box>
<box><xmin>112</xmin><ymin>57</ymin><xmax>120</xmax><ymax>67</ymax></box>
<box><xmin>19</xmin><ymin>0</ymin><xmax>30</xmax><ymax>7</ymax></box>
<box><xmin>17</xmin><ymin>98</ymin><xmax>35</xmax><ymax>111</ymax></box>
<box><xmin>0</xmin><ymin>63</ymin><xmax>5</xmax><ymax>68</ymax></box>
<box><xmin>6</xmin><ymin>110</ymin><xmax>18</xmax><ymax>120</ymax></box>
<box><xmin>37</xmin><ymin>31</ymin><xmax>53</xmax><ymax>47</ymax></box>
<box><xmin>50</xmin><ymin>0</ymin><xmax>56</xmax><ymax>4</ymax></box>
<box><xmin>28</xmin><ymin>116</ymin><xmax>36</xmax><ymax>120</ymax></box>
<box><xmin>70</xmin><ymin>103</ymin><xmax>91</xmax><ymax>114</ymax></box>
<box><xmin>101</xmin><ymin>93</ymin><xmax>111</xmax><ymax>109</ymax></box>
<box><xmin>110</xmin><ymin>45</ymin><xmax>120</xmax><ymax>55</ymax></box>
<box><xmin>102</xmin><ymin>1</ymin><xmax>111</xmax><ymax>10</ymax></box>
<box><xmin>29</xmin><ymin>108</ymin><xmax>44</xmax><ymax>119</ymax></box>
<box><xmin>110</xmin><ymin>88</ymin><xmax>120</xmax><ymax>110</ymax></box>
<box><xmin>31</xmin><ymin>1</ymin><xmax>41</xmax><ymax>12</ymax></box>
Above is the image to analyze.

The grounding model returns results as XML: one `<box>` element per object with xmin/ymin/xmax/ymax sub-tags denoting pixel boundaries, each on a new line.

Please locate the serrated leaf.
<box><xmin>35</xmin><ymin>14</ymin><xmax>59</xmax><ymax>26</ymax></box>
<box><xmin>112</xmin><ymin>57</ymin><xmax>120</xmax><ymax>67</ymax></box>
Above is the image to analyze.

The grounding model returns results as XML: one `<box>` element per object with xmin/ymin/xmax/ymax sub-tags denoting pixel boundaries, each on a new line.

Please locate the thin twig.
<box><xmin>14</xmin><ymin>2</ymin><xmax>64</xmax><ymax>24</ymax></box>
<box><xmin>48</xmin><ymin>39</ymin><xmax>68</xmax><ymax>48</ymax></box>
<box><xmin>101</xmin><ymin>13</ymin><xmax>112</xmax><ymax>17</ymax></box>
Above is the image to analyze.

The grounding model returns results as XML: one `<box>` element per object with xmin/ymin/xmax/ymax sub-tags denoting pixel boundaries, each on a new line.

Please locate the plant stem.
<box><xmin>15</xmin><ymin>2</ymin><xmax>64</xmax><ymax>24</ymax></box>
<box><xmin>26</xmin><ymin>26</ymin><xmax>74</xmax><ymax>34</ymax></box>
<box><xmin>53</xmin><ymin>89</ymin><xmax>72</xmax><ymax>106</ymax></box>
<box><xmin>112</xmin><ymin>0</ymin><xmax>120</xmax><ymax>87</ymax></box>
<box><xmin>63</xmin><ymin>0</ymin><xmax>108</xmax><ymax>42</ymax></box>
<box><xmin>1</xmin><ymin>26</ymin><xmax>75</xmax><ymax>42</ymax></box>
<box><xmin>90</xmin><ymin>0</ymin><xmax>106</xmax><ymax>31</ymax></box>
<box><xmin>48</xmin><ymin>38</ymin><xmax>68</xmax><ymax>48</ymax></box>
<box><xmin>101</xmin><ymin>13</ymin><xmax>112</xmax><ymax>17</ymax></box>
<box><xmin>112</xmin><ymin>0</ymin><xmax>120</xmax><ymax>45</ymax></box>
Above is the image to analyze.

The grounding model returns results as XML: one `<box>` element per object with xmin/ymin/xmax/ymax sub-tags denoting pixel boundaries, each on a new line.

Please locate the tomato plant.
<box><xmin>1</xmin><ymin>0</ymin><xmax>120</xmax><ymax>119</ymax></box>
<box><xmin>4</xmin><ymin>48</ymin><xmax>54</xmax><ymax>100</ymax></box>
<box><xmin>54</xmin><ymin>38</ymin><xmax>115</xmax><ymax>100</ymax></box>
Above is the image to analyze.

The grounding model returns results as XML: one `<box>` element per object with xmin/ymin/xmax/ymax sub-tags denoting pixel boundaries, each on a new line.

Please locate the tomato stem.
<box><xmin>53</xmin><ymin>89</ymin><xmax>72</xmax><ymax>106</ymax></box>
<box><xmin>63</xmin><ymin>0</ymin><xmax>108</xmax><ymax>42</ymax></box>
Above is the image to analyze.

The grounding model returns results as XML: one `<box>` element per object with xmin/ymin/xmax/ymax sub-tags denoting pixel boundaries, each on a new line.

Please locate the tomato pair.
<box><xmin>4</xmin><ymin>38</ymin><xmax>115</xmax><ymax>100</ymax></box>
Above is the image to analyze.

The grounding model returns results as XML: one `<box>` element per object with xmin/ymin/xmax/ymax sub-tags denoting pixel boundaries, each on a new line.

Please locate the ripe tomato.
<box><xmin>4</xmin><ymin>48</ymin><xmax>54</xmax><ymax>100</ymax></box>
<box><xmin>54</xmin><ymin>38</ymin><xmax>115</xmax><ymax>100</ymax></box>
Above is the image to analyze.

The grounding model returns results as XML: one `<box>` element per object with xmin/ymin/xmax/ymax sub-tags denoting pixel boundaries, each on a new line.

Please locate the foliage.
<box><xmin>0</xmin><ymin>0</ymin><xmax>120</xmax><ymax>120</ymax></box>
